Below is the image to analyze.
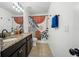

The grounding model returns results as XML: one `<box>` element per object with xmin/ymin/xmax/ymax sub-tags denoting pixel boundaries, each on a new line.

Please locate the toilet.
<box><xmin>33</xmin><ymin>37</ymin><xmax>37</xmax><ymax>46</ymax></box>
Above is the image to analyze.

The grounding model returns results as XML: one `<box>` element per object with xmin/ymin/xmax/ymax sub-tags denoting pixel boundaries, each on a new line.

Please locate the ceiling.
<box><xmin>0</xmin><ymin>2</ymin><xmax>23</xmax><ymax>15</ymax></box>
<box><xmin>0</xmin><ymin>2</ymin><xmax>51</xmax><ymax>15</ymax></box>
<box><xmin>20</xmin><ymin>2</ymin><xmax>50</xmax><ymax>14</ymax></box>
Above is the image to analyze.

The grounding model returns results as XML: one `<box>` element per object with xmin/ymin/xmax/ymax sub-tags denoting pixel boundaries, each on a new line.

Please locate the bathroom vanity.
<box><xmin>1</xmin><ymin>33</ymin><xmax>33</xmax><ymax>57</ymax></box>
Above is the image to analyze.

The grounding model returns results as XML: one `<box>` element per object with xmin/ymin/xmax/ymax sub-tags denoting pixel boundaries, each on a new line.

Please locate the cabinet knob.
<box><xmin>19</xmin><ymin>49</ymin><xmax>23</xmax><ymax>53</ymax></box>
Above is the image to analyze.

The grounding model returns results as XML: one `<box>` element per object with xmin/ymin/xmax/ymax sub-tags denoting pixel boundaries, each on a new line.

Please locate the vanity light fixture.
<box><xmin>12</xmin><ymin>2</ymin><xmax>24</xmax><ymax>13</ymax></box>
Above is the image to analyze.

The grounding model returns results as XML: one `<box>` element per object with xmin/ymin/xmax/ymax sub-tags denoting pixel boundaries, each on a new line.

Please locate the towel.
<box><xmin>51</xmin><ymin>15</ymin><xmax>59</xmax><ymax>28</ymax></box>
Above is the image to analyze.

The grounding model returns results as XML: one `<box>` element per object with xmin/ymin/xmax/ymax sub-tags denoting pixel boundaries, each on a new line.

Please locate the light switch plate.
<box><xmin>65</xmin><ymin>24</ymin><xmax>69</xmax><ymax>32</ymax></box>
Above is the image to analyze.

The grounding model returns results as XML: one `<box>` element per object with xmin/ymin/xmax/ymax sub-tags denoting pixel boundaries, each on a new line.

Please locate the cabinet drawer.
<box><xmin>11</xmin><ymin>44</ymin><xmax>26</xmax><ymax>57</ymax></box>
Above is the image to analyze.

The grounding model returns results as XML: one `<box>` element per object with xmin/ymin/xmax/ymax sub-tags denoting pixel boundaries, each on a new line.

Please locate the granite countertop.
<box><xmin>1</xmin><ymin>33</ymin><xmax>32</xmax><ymax>51</ymax></box>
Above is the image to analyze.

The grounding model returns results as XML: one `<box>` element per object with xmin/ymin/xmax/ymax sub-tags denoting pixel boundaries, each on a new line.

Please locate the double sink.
<box><xmin>3</xmin><ymin>36</ymin><xmax>17</xmax><ymax>43</ymax></box>
<box><xmin>3</xmin><ymin>34</ymin><xmax>25</xmax><ymax>43</ymax></box>
<box><xmin>0</xmin><ymin>33</ymin><xmax>29</xmax><ymax>51</ymax></box>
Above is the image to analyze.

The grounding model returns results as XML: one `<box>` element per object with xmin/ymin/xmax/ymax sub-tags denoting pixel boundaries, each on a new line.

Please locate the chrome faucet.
<box><xmin>1</xmin><ymin>29</ymin><xmax>8</xmax><ymax>38</ymax></box>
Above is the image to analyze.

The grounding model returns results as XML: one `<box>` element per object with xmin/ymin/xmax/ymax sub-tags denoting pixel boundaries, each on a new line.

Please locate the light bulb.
<box><xmin>12</xmin><ymin>2</ymin><xmax>24</xmax><ymax>13</ymax></box>
<box><xmin>12</xmin><ymin>5</ymin><xmax>15</xmax><ymax>9</ymax></box>
<box><xmin>17</xmin><ymin>9</ymin><xmax>20</xmax><ymax>12</ymax></box>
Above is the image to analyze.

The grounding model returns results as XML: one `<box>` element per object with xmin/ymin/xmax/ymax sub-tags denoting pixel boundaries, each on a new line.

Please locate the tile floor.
<box><xmin>28</xmin><ymin>42</ymin><xmax>53</xmax><ymax>57</ymax></box>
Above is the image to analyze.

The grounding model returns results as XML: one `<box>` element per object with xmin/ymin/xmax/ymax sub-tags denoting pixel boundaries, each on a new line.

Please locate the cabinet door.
<box><xmin>26</xmin><ymin>35</ymin><xmax>33</xmax><ymax>56</ymax></box>
<box><xmin>11</xmin><ymin>44</ymin><xmax>26</xmax><ymax>57</ymax></box>
<box><xmin>30</xmin><ymin>35</ymin><xmax>33</xmax><ymax>50</ymax></box>
<box><xmin>26</xmin><ymin>40</ymin><xmax>30</xmax><ymax>56</ymax></box>
<box><xmin>18</xmin><ymin>44</ymin><xmax>26</xmax><ymax>57</ymax></box>
<box><xmin>11</xmin><ymin>51</ymin><xmax>19</xmax><ymax>57</ymax></box>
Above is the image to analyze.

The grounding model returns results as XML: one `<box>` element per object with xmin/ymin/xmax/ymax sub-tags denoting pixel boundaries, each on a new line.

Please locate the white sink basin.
<box><xmin>3</xmin><ymin>38</ymin><xmax>17</xmax><ymax>42</ymax></box>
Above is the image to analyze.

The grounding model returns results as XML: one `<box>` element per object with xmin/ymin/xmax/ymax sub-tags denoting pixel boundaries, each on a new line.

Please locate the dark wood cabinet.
<box><xmin>26</xmin><ymin>34</ymin><xmax>33</xmax><ymax>56</ymax></box>
<box><xmin>1</xmin><ymin>34</ymin><xmax>32</xmax><ymax>57</ymax></box>
<box><xmin>11</xmin><ymin>44</ymin><xmax>26</xmax><ymax>57</ymax></box>
<box><xmin>11</xmin><ymin>49</ymin><xmax>19</xmax><ymax>57</ymax></box>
